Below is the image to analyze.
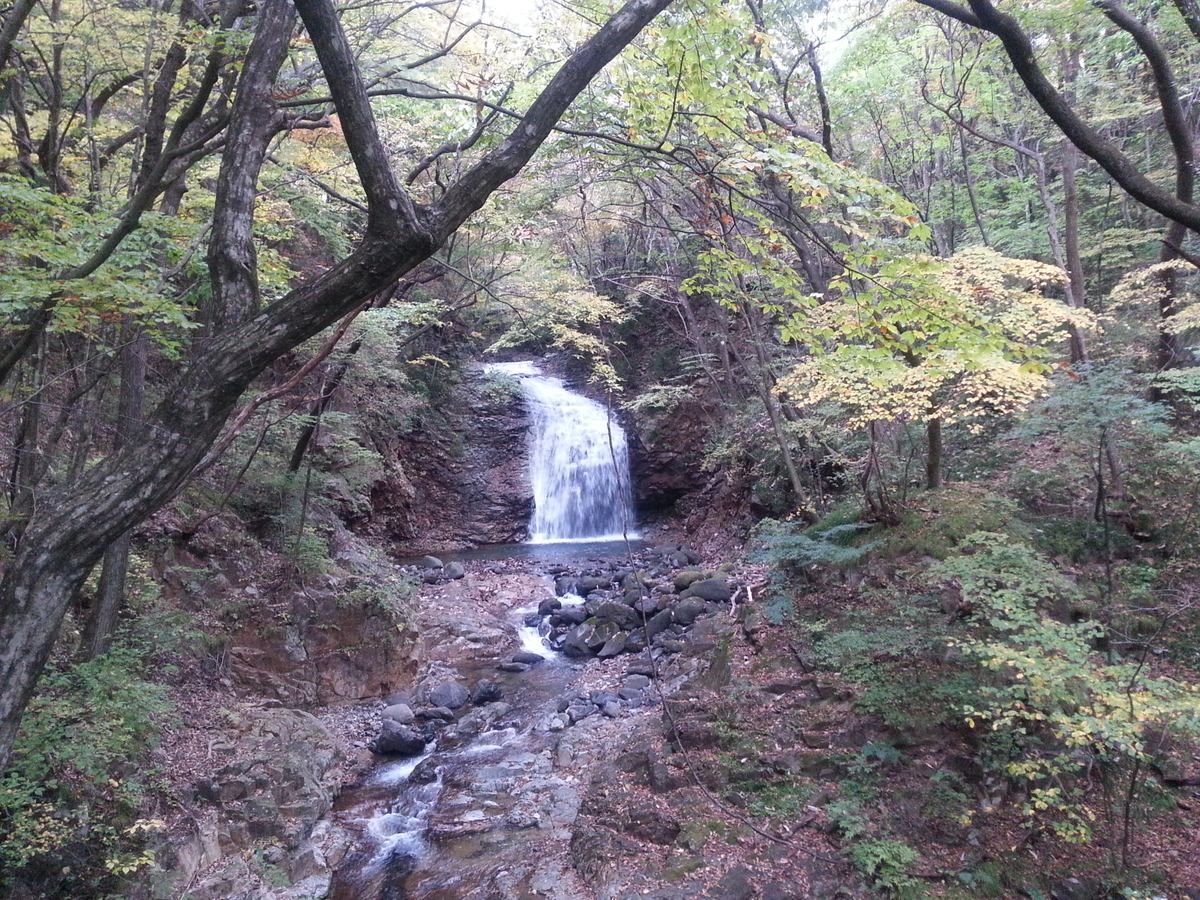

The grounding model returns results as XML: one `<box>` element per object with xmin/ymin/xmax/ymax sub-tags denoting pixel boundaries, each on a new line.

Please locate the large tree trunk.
<box><xmin>0</xmin><ymin>0</ymin><xmax>676</xmax><ymax>772</ymax></box>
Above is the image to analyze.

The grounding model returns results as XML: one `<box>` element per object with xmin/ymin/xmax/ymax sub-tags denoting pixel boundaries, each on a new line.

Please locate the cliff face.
<box><xmin>358</xmin><ymin>372</ymin><xmax>534</xmax><ymax>554</ymax></box>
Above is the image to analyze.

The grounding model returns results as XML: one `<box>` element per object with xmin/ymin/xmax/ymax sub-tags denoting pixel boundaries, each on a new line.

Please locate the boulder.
<box><xmin>428</xmin><ymin>681</ymin><xmax>470</xmax><ymax>709</ymax></box>
<box><xmin>644</xmin><ymin>609</ymin><xmax>673</xmax><ymax>641</ymax></box>
<box><xmin>537</xmin><ymin>597</ymin><xmax>562</xmax><ymax>616</ymax></box>
<box><xmin>444</xmin><ymin>561</ymin><xmax>466</xmax><ymax>580</ymax></box>
<box><xmin>680</xmin><ymin>577</ymin><xmax>732</xmax><ymax>603</ymax></box>
<box><xmin>381</xmin><ymin>703</ymin><xmax>415</xmax><ymax>725</ymax></box>
<box><xmin>592</xmin><ymin>600</ymin><xmax>638</xmax><ymax>629</ymax></box>
<box><xmin>471</xmin><ymin>680</ymin><xmax>504</xmax><ymax>705</ymax></box>
<box><xmin>707</xmin><ymin>865</ymin><xmax>754</xmax><ymax>900</ymax></box>
<box><xmin>577</xmin><ymin>575</ymin><xmax>613</xmax><ymax>593</ymax></box>
<box><xmin>371</xmin><ymin>721</ymin><xmax>427</xmax><ymax>756</ymax></box>
<box><xmin>562</xmin><ymin>623</ymin><xmax>598</xmax><ymax>658</ymax></box>
<box><xmin>554</xmin><ymin>576</ymin><xmax>579</xmax><ymax>596</ymax></box>
<box><xmin>672</xmin><ymin>598</ymin><xmax>710</xmax><ymax>626</ymax></box>
<box><xmin>598</xmin><ymin>632</ymin><xmax>628</xmax><ymax>658</ymax></box>
<box><xmin>673</xmin><ymin>569</ymin><xmax>711</xmax><ymax>591</ymax></box>
<box><xmin>512</xmin><ymin>650</ymin><xmax>546</xmax><ymax>665</ymax></box>
<box><xmin>552</xmin><ymin>607</ymin><xmax>589</xmax><ymax>627</ymax></box>
<box><xmin>420</xmin><ymin>556</ymin><xmax>444</xmax><ymax>569</ymax></box>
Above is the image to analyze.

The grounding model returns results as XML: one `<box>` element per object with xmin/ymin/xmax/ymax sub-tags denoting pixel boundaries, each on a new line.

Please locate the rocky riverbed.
<box><xmin>164</xmin><ymin>541</ymin><xmax>868</xmax><ymax>900</ymax></box>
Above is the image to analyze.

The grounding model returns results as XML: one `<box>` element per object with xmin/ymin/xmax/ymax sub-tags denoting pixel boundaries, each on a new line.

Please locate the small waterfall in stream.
<box><xmin>487</xmin><ymin>361</ymin><xmax>637</xmax><ymax>543</ymax></box>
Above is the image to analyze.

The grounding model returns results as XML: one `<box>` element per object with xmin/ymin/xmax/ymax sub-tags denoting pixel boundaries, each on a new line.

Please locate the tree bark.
<box><xmin>0</xmin><ymin>0</ymin><xmax>675</xmax><ymax>772</ymax></box>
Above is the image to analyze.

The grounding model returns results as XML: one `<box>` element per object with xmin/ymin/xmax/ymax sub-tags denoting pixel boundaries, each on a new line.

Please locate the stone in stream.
<box><xmin>577</xmin><ymin>575</ymin><xmax>614</xmax><ymax>593</ymax></box>
<box><xmin>471</xmin><ymin>680</ymin><xmax>504</xmax><ymax>704</ymax></box>
<box><xmin>370</xmin><ymin>721</ymin><xmax>427</xmax><ymax>756</ymax></box>
<box><xmin>409</xmin><ymin>756</ymin><xmax>439</xmax><ymax>785</ymax></box>
<box><xmin>428</xmin><ymin>681</ymin><xmax>470</xmax><ymax>709</ymax></box>
<box><xmin>497</xmin><ymin>662</ymin><xmax>530</xmax><ymax>673</ymax></box>
<box><xmin>512</xmin><ymin>651</ymin><xmax>546</xmax><ymax>665</ymax></box>
<box><xmin>381</xmin><ymin>703</ymin><xmax>415</xmax><ymax>725</ymax></box>
<box><xmin>554</xmin><ymin>576</ymin><xmax>578</xmax><ymax>596</ymax></box>
<box><xmin>551</xmin><ymin>607</ymin><xmax>588</xmax><ymax>627</ymax></box>
<box><xmin>562</xmin><ymin>623</ymin><xmax>597</xmax><ymax>658</ymax></box>
<box><xmin>537</xmin><ymin>597</ymin><xmax>562</xmax><ymax>616</ymax></box>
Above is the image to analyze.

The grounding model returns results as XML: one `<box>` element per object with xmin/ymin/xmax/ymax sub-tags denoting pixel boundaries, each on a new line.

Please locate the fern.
<box><xmin>749</xmin><ymin>518</ymin><xmax>880</xmax><ymax>570</ymax></box>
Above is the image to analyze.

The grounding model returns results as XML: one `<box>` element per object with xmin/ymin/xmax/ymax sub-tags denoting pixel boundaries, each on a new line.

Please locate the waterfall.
<box><xmin>487</xmin><ymin>361</ymin><xmax>637</xmax><ymax>543</ymax></box>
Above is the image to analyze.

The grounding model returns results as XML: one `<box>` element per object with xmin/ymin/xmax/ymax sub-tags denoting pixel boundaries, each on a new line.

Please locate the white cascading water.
<box><xmin>487</xmin><ymin>361</ymin><xmax>637</xmax><ymax>543</ymax></box>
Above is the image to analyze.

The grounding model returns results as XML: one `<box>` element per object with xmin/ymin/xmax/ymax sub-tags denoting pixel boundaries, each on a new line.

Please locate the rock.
<box><xmin>592</xmin><ymin>599</ymin><xmax>638</xmax><ymax>629</ymax></box>
<box><xmin>708</xmin><ymin>865</ymin><xmax>754</xmax><ymax>900</ymax></box>
<box><xmin>409</xmin><ymin>756</ymin><xmax>439</xmax><ymax>784</ymax></box>
<box><xmin>552</xmin><ymin>607</ymin><xmax>589</xmax><ymax>627</ymax></box>
<box><xmin>382</xmin><ymin>703</ymin><xmax>415</xmax><ymax>725</ymax></box>
<box><xmin>567</xmin><ymin>704</ymin><xmax>596</xmax><ymax>723</ymax></box>
<box><xmin>498</xmin><ymin>662</ymin><xmax>531</xmax><ymax>673</ymax></box>
<box><xmin>512</xmin><ymin>650</ymin><xmax>546</xmax><ymax>665</ymax></box>
<box><xmin>627</xmin><ymin>664</ymin><xmax>655</xmax><ymax>677</ymax></box>
<box><xmin>371</xmin><ymin>721</ymin><xmax>427</xmax><ymax>756</ymax></box>
<box><xmin>471</xmin><ymin>679</ymin><xmax>504</xmax><ymax>704</ymax></box>
<box><xmin>618</xmin><ymin>687</ymin><xmax>643</xmax><ymax>701</ymax></box>
<box><xmin>428</xmin><ymin>681</ymin><xmax>470</xmax><ymax>709</ymax></box>
<box><xmin>669</xmin><ymin>550</ymin><xmax>691</xmax><ymax>567</ymax></box>
<box><xmin>633</xmin><ymin>596</ymin><xmax>658</xmax><ymax>614</ymax></box>
<box><xmin>421</xmin><ymin>556</ymin><xmax>444</xmax><ymax>569</ymax></box>
<box><xmin>672</xmin><ymin>598</ymin><xmax>709</xmax><ymax>626</ymax></box>
<box><xmin>680</xmin><ymin>577</ymin><xmax>732</xmax><ymax>603</ymax></box>
<box><xmin>762</xmin><ymin>883</ymin><xmax>802</xmax><ymax>900</ymax></box>
<box><xmin>598</xmin><ymin>632</ymin><xmax>628</xmax><ymax>658</ymax></box>
<box><xmin>626</xmin><ymin>805</ymin><xmax>681</xmax><ymax>844</ymax></box>
<box><xmin>554</xmin><ymin>575</ymin><xmax>579</xmax><ymax>596</ymax></box>
<box><xmin>537</xmin><ymin>597</ymin><xmax>562</xmax><ymax>616</ymax></box>
<box><xmin>578</xmin><ymin>575</ymin><xmax>614</xmax><ymax>593</ymax></box>
<box><xmin>645</xmin><ymin>609</ymin><xmax>673</xmax><ymax>640</ymax></box>
<box><xmin>384</xmin><ymin>691</ymin><xmax>413</xmax><ymax>707</ymax></box>
<box><xmin>673</xmin><ymin>568</ymin><xmax>709</xmax><ymax>590</ymax></box>
<box><xmin>625</xmin><ymin>674</ymin><xmax>651</xmax><ymax>690</ymax></box>
<box><xmin>444</xmin><ymin>561</ymin><xmax>466</xmax><ymax>580</ymax></box>
<box><xmin>1050</xmin><ymin>878</ymin><xmax>1103</xmax><ymax>900</ymax></box>
<box><xmin>601</xmin><ymin>700</ymin><xmax>622</xmax><ymax>718</ymax></box>
<box><xmin>416</xmin><ymin>706</ymin><xmax>455</xmax><ymax>721</ymax></box>
<box><xmin>563</xmin><ymin>623</ymin><xmax>598</xmax><ymax>658</ymax></box>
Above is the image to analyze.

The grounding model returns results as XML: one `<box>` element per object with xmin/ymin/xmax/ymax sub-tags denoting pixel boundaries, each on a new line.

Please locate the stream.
<box><xmin>330</xmin><ymin>362</ymin><xmax>642</xmax><ymax>899</ymax></box>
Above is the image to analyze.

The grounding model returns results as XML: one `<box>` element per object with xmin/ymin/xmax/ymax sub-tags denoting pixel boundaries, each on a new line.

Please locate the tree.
<box><xmin>0</xmin><ymin>0</ymin><xmax>675</xmax><ymax>772</ymax></box>
<box><xmin>911</xmin><ymin>0</ymin><xmax>1200</xmax><ymax>373</ymax></box>
<box><xmin>777</xmin><ymin>246</ymin><xmax>1087</xmax><ymax>490</ymax></box>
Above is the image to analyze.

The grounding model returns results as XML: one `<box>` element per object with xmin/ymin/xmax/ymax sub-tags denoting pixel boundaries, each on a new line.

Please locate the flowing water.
<box><xmin>487</xmin><ymin>361</ymin><xmax>638</xmax><ymax>544</ymax></box>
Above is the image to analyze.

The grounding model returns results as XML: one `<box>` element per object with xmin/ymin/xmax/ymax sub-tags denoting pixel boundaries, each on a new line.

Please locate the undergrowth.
<box><xmin>0</xmin><ymin>609</ymin><xmax>188</xmax><ymax>898</ymax></box>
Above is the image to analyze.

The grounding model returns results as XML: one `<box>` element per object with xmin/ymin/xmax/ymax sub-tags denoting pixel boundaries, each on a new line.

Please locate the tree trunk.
<box><xmin>926</xmin><ymin>417</ymin><xmax>944</xmax><ymax>489</ymax></box>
